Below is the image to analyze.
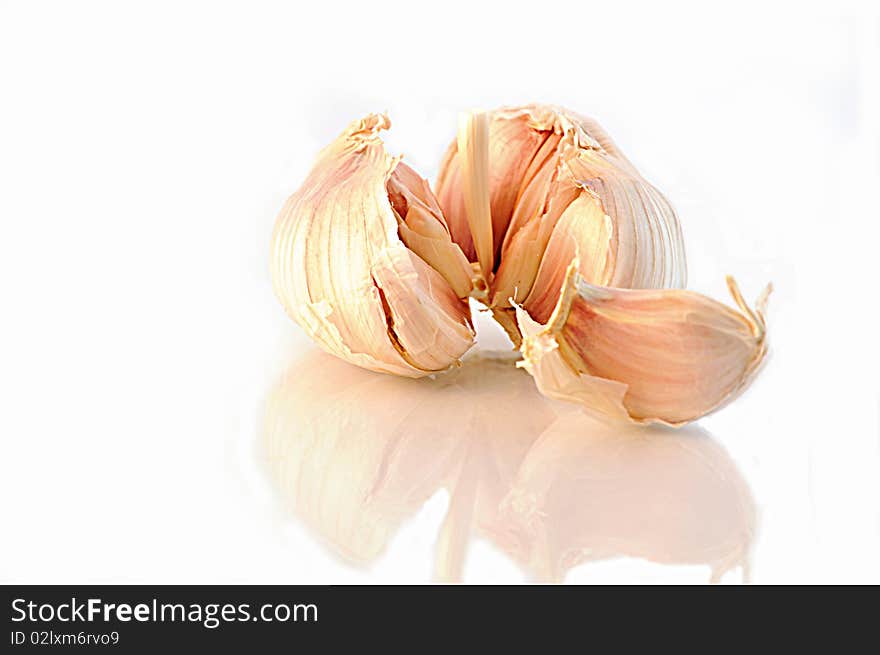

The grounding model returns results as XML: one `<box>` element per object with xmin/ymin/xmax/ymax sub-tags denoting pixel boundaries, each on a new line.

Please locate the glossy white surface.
<box><xmin>265</xmin><ymin>346</ymin><xmax>756</xmax><ymax>583</ymax></box>
<box><xmin>1</xmin><ymin>0</ymin><xmax>878</xmax><ymax>583</ymax></box>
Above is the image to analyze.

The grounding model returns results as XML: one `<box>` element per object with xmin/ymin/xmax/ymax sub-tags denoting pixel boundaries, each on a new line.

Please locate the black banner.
<box><xmin>1</xmin><ymin>585</ymin><xmax>875</xmax><ymax>651</ymax></box>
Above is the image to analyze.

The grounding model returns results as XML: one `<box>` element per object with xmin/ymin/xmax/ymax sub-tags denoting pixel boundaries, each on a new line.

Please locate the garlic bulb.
<box><xmin>271</xmin><ymin>105</ymin><xmax>771</xmax><ymax>425</ymax></box>
<box><xmin>437</xmin><ymin>105</ymin><xmax>687</xmax><ymax>322</ymax></box>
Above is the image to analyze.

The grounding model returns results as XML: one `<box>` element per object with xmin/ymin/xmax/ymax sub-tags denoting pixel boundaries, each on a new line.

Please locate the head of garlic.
<box><xmin>270</xmin><ymin>105</ymin><xmax>771</xmax><ymax>426</ymax></box>
<box><xmin>436</xmin><ymin>106</ymin><xmax>687</xmax><ymax>311</ymax></box>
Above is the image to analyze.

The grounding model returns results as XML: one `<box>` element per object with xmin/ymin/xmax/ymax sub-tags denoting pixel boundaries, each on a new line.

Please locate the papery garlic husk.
<box><xmin>516</xmin><ymin>262</ymin><xmax>771</xmax><ymax>426</ymax></box>
<box><xmin>271</xmin><ymin>114</ymin><xmax>475</xmax><ymax>377</ymax></box>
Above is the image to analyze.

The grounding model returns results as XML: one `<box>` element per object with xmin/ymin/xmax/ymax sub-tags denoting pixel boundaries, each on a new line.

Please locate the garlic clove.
<box><xmin>271</xmin><ymin>114</ymin><xmax>474</xmax><ymax>377</ymax></box>
<box><xmin>491</xmin><ymin>190</ymin><xmax>613</xmax><ymax>346</ymax></box>
<box><xmin>517</xmin><ymin>262</ymin><xmax>771</xmax><ymax>426</ymax></box>
<box><xmin>387</xmin><ymin>161</ymin><xmax>475</xmax><ymax>298</ymax></box>
<box><xmin>490</xmin><ymin>174</ymin><xmax>582</xmax><ymax>315</ymax></box>
<box><xmin>371</xmin><ymin>247</ymin><xmax>475</xmax><ymax>372</ymax></box>
<box><xmin>563</xmin><ymin>148</ymin><xmax>687</xmax><ymax>290</ymax></box>
<box><xmin>516</xmin><ymin>303</ymin><xmax>634</xmax><ymax>424</ymax></box>
<box><xmin>511</xmin><ymin>190</ymin><xmax>616</xmax><ymax>325</ymax></box>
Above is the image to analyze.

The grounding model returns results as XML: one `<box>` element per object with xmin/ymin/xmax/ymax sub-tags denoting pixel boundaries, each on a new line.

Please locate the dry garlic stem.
<box><xmin>271</xmin><ymin>114</ymin><xmax>474</xmax><ymax>377</ymax></box>
<box><xmin>271</xmin><ymin>106</ymin><xmax>771</xmax><ymax>426</ymax></box>
<box><xmin>456</xmin><ymin>111</ymin><xmax>494</xmax><ymax>282</ymax></box>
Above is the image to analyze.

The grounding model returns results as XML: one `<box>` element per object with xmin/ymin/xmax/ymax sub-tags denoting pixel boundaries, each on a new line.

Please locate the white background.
<box><xmin>1</xmin><ymin>0</ymin><xmax>878</xmax><ymax>583</ymax></box>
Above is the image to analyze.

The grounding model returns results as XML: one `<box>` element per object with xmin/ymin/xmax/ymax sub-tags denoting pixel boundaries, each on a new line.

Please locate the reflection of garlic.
<box><xmin>263</xmin><ymin>350</ymin><xmax>463</xmax><ymax>562</ymax></box>
<box><xmin>271</xmin><ymin>105</ymin><xmax>771</xmax><ymax>424</ymax></box>
<box><xmin>264</xmin><ymin>351</ymin><xmax>755</xmax><ymax>583</ymax></box>
<box><xmin>491</xmin><ymin>411</ymin><xmax>755</xmax><ymax>583</ymax></box>
<box><xmin>263</xmin><ymin>350</ymin><xmax>554</xmax><ymax>566</ymax></box>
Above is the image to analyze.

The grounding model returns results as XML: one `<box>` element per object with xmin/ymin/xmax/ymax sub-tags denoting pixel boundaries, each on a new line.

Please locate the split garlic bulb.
<box><xmin>271</xmin><ymin>114</ymin><xmax>474</xmax><ymax>377</ymax></box>
<box><xmin>270</xmin><ymin>105</ymin><xmax>771</xmax><ymax>425</ymax></box>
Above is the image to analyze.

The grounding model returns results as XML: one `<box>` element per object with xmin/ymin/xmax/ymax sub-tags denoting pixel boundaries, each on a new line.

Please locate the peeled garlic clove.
<box><xmin>271</xmin><ymin>114</ymin><xmax>474</xmax><ymax>377</ymax></box>
<box><xmin>517</xmin><ymin>263</ymin><xmax>771</xmax><ymax>426</ymax></box>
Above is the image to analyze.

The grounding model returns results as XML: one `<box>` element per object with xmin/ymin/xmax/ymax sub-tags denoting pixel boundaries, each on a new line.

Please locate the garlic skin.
<box><xmin>271</xmin><ymin>114</ymin><xmax>474</xmax><ymax>377</ymax></box>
